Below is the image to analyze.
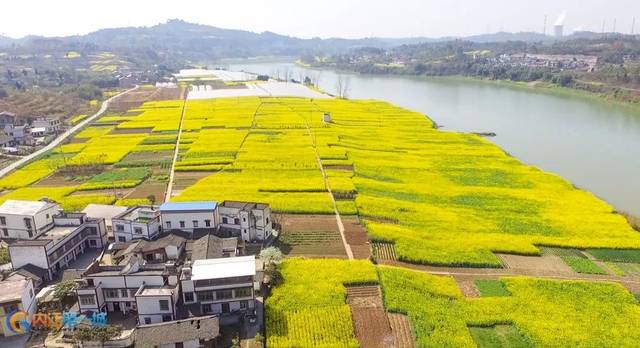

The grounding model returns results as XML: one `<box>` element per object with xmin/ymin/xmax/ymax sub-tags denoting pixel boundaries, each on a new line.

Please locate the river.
<box><xmin>226</xmin><ymin>60</ymin><xmax>640</xmax><ymax>215</ymax></box>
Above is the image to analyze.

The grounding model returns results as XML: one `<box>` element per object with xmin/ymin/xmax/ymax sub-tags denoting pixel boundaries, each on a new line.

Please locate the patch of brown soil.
<box><xmin>387</xmin><ymin>313</ymin><xmax>416</xmax><ymax>348</ymax></box>
<box><xmin>347</xmin><ymin>286</ymin><xmax>394</xmax><ymax>348</ymax></box>
<box><xmin>498</xmin><ymin>254</ymin><xmax>573</xmax><ymax>273</ymax></box>
<box><xmin>281</xmin><ymin>214</ymin><xmax>338</xmax><ymax>232</ymax></box>
<box><xmin>125</xmin><ymin>183</ymin><xmax>167</xmax><ymax>201</ymax></box>
<box><xmin>343</xmin><ymin>217</ymin><xmax>371</xmax><ymax>259</ymax></box>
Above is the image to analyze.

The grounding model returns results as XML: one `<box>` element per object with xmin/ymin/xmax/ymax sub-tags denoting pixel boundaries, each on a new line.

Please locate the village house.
<box><xmin>0</xmin><ymin>272</ymin><xmax>37</xmax><ymax>337</ymax></box>
<box><xmin>179</xmin><ymin>256</ymin><xmax>256</xmax><ymax>316</ymax></box>
<box><xmin>112</xmin><ymin>205</ymin><xmax>161</xmax><ymax>242</ymax></box>
<box><xmin>133</xmin><ymin>315</ymin><xmax>220</xmax><ymax>347</ymax></box>
<box><xmin>188</xmin><ymin>233</ymin><xmax>242</xmax><ymax>261</ymax></box>
<box><xmin>0</xmin><ymin>111</ymin><xmax>17</xmax><ymax>127</ymax></box>
<box><xmin>110</xmin><ymin>233</ymin><xmax>186</xmax><ymax>265</ymax></box>
<box><xmin>160</xmin><ymin>201</ymin><xmax>217</xmax><ymax>233</ymax></box>
<box><xmin>75</xmin><ymin>259</ymin><xmax>181</xmax><ymax>324</ymax></box>
<box><xmin>8</xmin><ymin>212</ymin><xmax>107</xmax><ymax>281</ymax></box>
<box><xmin>0</xmin><ymin>131</ymin><xmax>14</xmax><ymax>148</ymax></box>
<box><xmin>218</xmin><ymin>201</ymin><xmax>272</xmax><ymax>242</ymax></box>
<box><xmin>32</xmin><ymin>116</ymin><xmax>62</xmax><ymax>134</ymax></box>
<box><xmin>0</xmin><ymin>200</ymin><xmax>62</xmax><ymax>240</ymax></box>
<box><xmin>82</xmin><ymin>204</ymin><xmax>128</xmax><ymax>239</ymax></box>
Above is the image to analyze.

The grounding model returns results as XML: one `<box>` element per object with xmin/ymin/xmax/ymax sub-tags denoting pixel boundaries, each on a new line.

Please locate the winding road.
<box><xmin>0</xmin><ymin>86</ymin><xmax>139</xmax><ymax>178</ymax></box>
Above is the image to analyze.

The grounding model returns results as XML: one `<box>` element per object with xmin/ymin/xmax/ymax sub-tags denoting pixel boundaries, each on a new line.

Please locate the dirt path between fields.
<box><xmin>164</xmin><ymin>95</ymin><xmax>189</xmax><ymax>202</ymax></box>
<box><xmin>280</xmin><ymin>98</ymin><xmax>354</xmax><ymax>259</ymax></box>
<box><xmin>379</xmin><ymin>259</ymin><xmax>640</xmax><ymax>293</ymax></box>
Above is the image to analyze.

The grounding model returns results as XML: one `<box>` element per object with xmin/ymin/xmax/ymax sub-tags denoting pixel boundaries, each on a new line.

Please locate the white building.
<box><xmin>75</xmin><ymin>260</ymin><xmax>180</xmax><ymax>324</ymax></box>
<box><xmin>112</xmin><ymin>206</ymin><xmax>161</xmax><ymax>242</ymax></box>
<box><xmin>218</xmin><ymin>201</ymin><xmax>272</xmax><ymax>242</ymax></box>
<box><xmin>159</xmin><ymin>202</ymin><xmax>217</xmax><ymax>233</ymax></box>
<box><xmin>0</xmin><ymin>272</ymin><xmax>37</xmax><ymax>337</ymax></box>
<box><xmin>180</xmin><ymin>256</ymin><xmax>256</xmax><ymax>315</ymax></box>
<box><xmin>82</xmin><ymin>204</ymin><xmax>128</xmax><ymax>238</ymax></box>
<box><xmin>0</xmin><ymin>200</ymin><xmax>62</xmax><ymax>240</ymax></box>
<box><xmin>32</xmin><ymin>117</ymin><xmax>61</xmax><ymax>134</ymax></box>
<box><xmin>8</xmin><ymin>213</ymin><xmax>107</xmax><ymax>281</ymax></box>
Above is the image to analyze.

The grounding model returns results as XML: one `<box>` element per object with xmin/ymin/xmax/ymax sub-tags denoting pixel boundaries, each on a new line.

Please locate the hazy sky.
<box><xmin>2</xmin><ymin>0</ymin><xmax>639</xmax><ymax>39</ymax></box>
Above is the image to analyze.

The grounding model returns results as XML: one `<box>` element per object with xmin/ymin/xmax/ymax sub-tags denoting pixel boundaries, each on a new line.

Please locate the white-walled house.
<box><xmin>0</xmin><ymin>200</ymin><xmax>62</xmax><ymax>240</ymax></box>
<box><xmin>82</xmin><ymin>204</ymin><xmax>128</xmax><ymax>238</ymax></box>
<box><xmin>32</xmin><ymin>117</ymin><xmax>61</xmax><ymax>134</ymax></box>
<box><xmin>159</xmin><ymin>202</ymin><xmax>217</xmax><ymax>233</ymax></box>
<box><xmin>218</xmin><ymin>201</ymin><xmax>272</xmax><ymax>242</ymax></box>
<box><xmin>8</xmin><ymin>213</ymin><xmax>107</xmax><ymax>281</ymax></box>
<box><xmin>0</xmin><ymin>273</ymin><xmax>37</xmax><ymax>337</ymax></box>
<box><xmin>112</xmin><ymin>205</ymin><xmax>161</xmax><ymax>242</ymax></box>
<box><xmin>75</xmin><ymin>260</ymin><xmax>180</xmax><ymax>323</ymax></box>
<box><xmin>180</xmin><ymin>256</ymin><xmax>256</xmax><ymax>316</ymax></box>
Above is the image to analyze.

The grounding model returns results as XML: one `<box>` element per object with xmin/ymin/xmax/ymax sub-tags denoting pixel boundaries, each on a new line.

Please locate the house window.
<box><xmin>159</xmin><ymin>300</ymin><xmax>169</xmax><ymax>311</ymax></box>
<box><xmin>222</xmin><ymin>217</ymin><xmax>228</xmax><ymax>224</ymax></box>
<box><xmin>240</xmin><ymin>300</ymin><xmax>248</xmax><ymax>309</ymax></box>
<box><xmin>89</xmin><ymin>239</ymin><xmax>97</xmax><ymax>246</ymax></box>
<box><xmin>134</xmin><ymin>227</ymin><xmax>143</xmax><ymax>234</ymax></box>
<box><xmin>146</xmin><ymin>253</ymin><xmax>154</xmax><ymax>261</ymax></box>
<box><xmin>175</xmin><ymin>343</ymin><xmax>184</xmax><ymax>348</ymax></box>
<box><xmin>0</xmin><ymin>216</ymin><xmax>6</xmax><ymax>225</ymax></box>
<box><xmin>234</xmin><ymin>287</ymin><xmax>252</xmax><ymax>298</ymax></box>
<box><xmin>184</xmin><ymin>292</ymin><xmax>194</xmax><ymax>302</ymax></box>
<box><xmin>266</xmin><ymin>217</ymin><xmax>270</xmax><ymax>224</ymax></box>
<box><xmin>24</xmin><ymin>218</ymin><xmax>31</xmax><ymax>228</ymax></box>
<box><xmin>120</xmin><ymin>289</ymin><xmax>128</xmax><ymax>298</ymax></box>
<box><xmin>202</xmin><ymin>304</ymin><xmax>212</xmax><ymax>313</ymax></box>
<box><xmin>192</xmin><ymin>220</ymin><xmax>198</xmax><ymax>228</ymax></box>
<box><xmin>104</xmin><ymin>289</ymin><xmax>119</xmax><ymax>298</ymax></box>
<box><xmin>46</xmin><ymin>214</ymin><xmax>50</xmax><ymax>219</ymax></box>
<box><xmin>28</xmin><ymin>230</ymin><xmax>33</xmax><ymax>238</ymax></box>
<box><xmin>196</xmin><ymin>291</ymin><xmax>214</xmax><ymax>301</ymax></box>
<box><xmin>144</xmin><ymin>317</ymin><xmax>151</xmax><ymax>325</ymax></box>
<box><xmin>30</xmin><ymin>289</ymin><xmax>34</xmax><ymax>298</ymax></box>
<box><xmin>216</xmin><ymin>289</ymin><xmax>233</xmax><ymax>300</ymax></box>
<box><xmin>2</xmin><ymin>228</ymin><xmax>7</xmax><ymax>236</ymax></box>
<box><xmin>243</xmin><ymin>217</ymin><xmax>246</xmax><ymax>222</ymax></box>
<box><xmin>116</xmin><ymin>225</ymin><xmax>124</xmax><ymax>232</ymax></box>
<box><xmin>204</xmin><ymin>219</ymin><xmax>211</xmax><ymax>227</ymax></box>
<box><xmin>179</xmin><ymin>221</ymin><xmax>185</xmax><ymax>228</ymax></box>
<box><xmin>79</xmin><ymin>295</ymin><xmax>96</xmax><ymax>306</ymax></box>
<box><xmin>118</xmin><ymin>236</ymin><xmax>126</xmax><ymax>243</ymax></box>
<box><xmin>162</xmin><ymin>315</ymin><xmax>172</xmax><ymax>322</ymax></box>
<box><xmin>234</xmin><ymin>218</ymin><xmax>240</xmax><ymax>225</ymax></box>
<box><xmin>165</xmin><ymin>221</ymin><xmax>171</xmax><ymax>229</ymax></box>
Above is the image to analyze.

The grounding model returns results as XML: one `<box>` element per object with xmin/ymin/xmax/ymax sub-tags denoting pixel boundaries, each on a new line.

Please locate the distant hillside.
<box><xmin>0</xmin><ymin>20</ymin><xmax>624</xmax><ymax>61</ymax></box>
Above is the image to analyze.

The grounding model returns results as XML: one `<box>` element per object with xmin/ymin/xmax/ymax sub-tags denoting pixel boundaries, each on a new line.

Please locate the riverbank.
<box><xmin>442</xmin><ymin>76</ymin><xmax>640</xmax><ymax>112</ymax></box>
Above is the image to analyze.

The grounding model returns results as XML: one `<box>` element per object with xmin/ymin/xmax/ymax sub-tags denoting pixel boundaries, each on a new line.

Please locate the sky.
<box><xmin>1</xmin><ymin>0</ymin><xmax>639</xmax><ymax>39</ymax></box>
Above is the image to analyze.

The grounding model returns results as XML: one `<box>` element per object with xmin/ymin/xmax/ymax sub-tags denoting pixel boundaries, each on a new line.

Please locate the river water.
<box><xmin>227</xmin><ymin>60</ymin><xmax>640</xmax><ymax>215</ymax></box>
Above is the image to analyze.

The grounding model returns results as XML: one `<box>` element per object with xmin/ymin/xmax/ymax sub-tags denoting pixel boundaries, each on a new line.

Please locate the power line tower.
<box><xmin>602</xmin><ymin>19</ymin><xmax>606</xmax><ymax>34</ymax></box>
<box><xmin>543</xmin><ymin>15</ymin><xmax>548</xmax><ymax>35</ymax></box>
<box><xmin>613</xmin><ymin>18</ymin><xmax>617</xmax><ymax>33</ymax></box>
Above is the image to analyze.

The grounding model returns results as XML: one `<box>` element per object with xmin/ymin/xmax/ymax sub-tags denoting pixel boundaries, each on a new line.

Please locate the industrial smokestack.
<box><xmin>554</xmin><ymin>11</ymin><xmax>566</xmax><ymax>38</ymax></box>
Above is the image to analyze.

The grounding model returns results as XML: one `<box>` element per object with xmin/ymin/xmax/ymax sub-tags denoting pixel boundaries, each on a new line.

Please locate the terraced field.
<box><xmin>1</xmin><ymin>96</ymin><xmax>638</xmax><ymax>268</ymax></box>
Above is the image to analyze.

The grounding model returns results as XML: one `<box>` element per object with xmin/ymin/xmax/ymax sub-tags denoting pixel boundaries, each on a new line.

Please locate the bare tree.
<box><xmin>335</xmin><ymin>75</ymin><xmax>351</xmax><ymax>98</ymax></box>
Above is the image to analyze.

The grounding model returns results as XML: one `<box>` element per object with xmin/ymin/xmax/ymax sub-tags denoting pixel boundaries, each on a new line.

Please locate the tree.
<box><xmin>74</xmin><ymin>325</ymin><xmax>122</xmax><ymax>348</ymax></box>
<box><xmin>259</xmin><ymin>247</ymin><xmax>283</xmax><ymax>266</ymax></box>
<box><xmin>53</xmin><ymin>280</ymin><xmax>77</xmax><ymax>303</ymax></box>
<box><xmin>335</xmin><ymin>75</ymin><xmax>351</xmax><ymax>98</ymax></box>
